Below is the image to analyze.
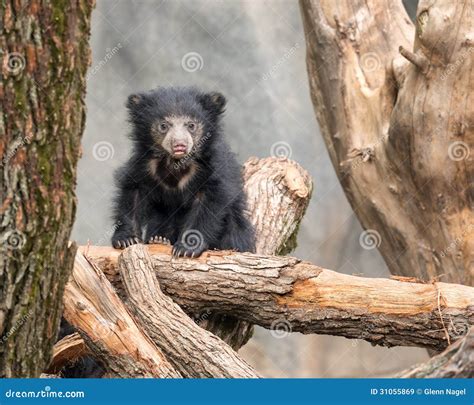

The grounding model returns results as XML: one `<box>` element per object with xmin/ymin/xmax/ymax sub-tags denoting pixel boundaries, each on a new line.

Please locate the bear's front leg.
<box><xmin>112</xmin><ymin>229</ymin><xmax>142</xmax><ymax>249</ymax></box>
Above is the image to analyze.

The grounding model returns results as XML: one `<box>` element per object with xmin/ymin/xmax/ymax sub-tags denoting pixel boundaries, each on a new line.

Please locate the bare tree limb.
<box><xmin>118</xmin><ymin>244</ymin><xmax>259</xmax><ymax>378</ymax></box>
<box><xmin>398</xmin><ymin>327</ymin><xmax>474</xmax><ymax>378</ymax></box>
<box><xmin>82</xmin><ymin>245</ymin><xmax>474</xmax><ymax>351</ymax></box>
<box><xmin>63</xmin><ymin>252</ymin><xmax>181</xmax><ymax>378</ymax></box>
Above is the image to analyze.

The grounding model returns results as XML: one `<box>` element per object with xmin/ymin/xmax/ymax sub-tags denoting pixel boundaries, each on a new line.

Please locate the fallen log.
<box><xmin>83</xmin><ymin>244</ymin><xmax>474</xmax><ymax>352</ymax></box>
<box><xmin>63</xmin><ymin>252</ymin><xmax>181</xmax><ymax>378</ymax></box>
<box><xmin>398</xmin><ymin>327</ymin><xmax>474</xmax><ymax>378</ymax></box>
<box><xmin>118</xmin><ymin>245</ymin><xmax>259</xmax><ymax>378</ymax></box>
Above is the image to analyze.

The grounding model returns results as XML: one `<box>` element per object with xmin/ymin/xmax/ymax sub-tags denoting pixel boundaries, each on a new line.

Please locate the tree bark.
<box><xmin>0</xmin><ymin>0</ymin><xmax>94</xmax><ymax>377</ymax></box>
<box><xmin>299</xmin><ymin>0</ymin><xmax>473</xmax><ymax>286</ymax></box>
<box><xmin>398</xmin><ymin>327</ymin><xmax>473</xmax><ymax>378</ymax></box>
<box><xmin>198</xmin><ymin>157</ymin><xmax>312</xmax><ymax>349</ymax></box>
<box><xmin>118</xmin><ymin>245</ymin><xmax>259</xmax><ymax>378</ymax></box>
<box><xmin>83</xmin><ymin>245</ymin><xmax>474</xmax><ymax>352</ymax></box>
<box><xmin>63</xmin><ymin>252</ymin><xmax>180</xmax><ymax>378</ymax></box>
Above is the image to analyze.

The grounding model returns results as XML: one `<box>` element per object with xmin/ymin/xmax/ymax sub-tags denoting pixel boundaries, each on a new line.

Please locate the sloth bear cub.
<box><xmin>111</xmin><ymin>87</ymin><xmax>255</xmax><ymax>257</ymax></box>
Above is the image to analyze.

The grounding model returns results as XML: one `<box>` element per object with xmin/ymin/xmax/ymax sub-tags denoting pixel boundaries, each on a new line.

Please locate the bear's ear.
<box><xmin>126</xmin><ymin>93</ymin><xmax>143</xmax><ymax>110</ymax></box>
<box><xmin>199</xmin><ymin>92</ymin><xmax>226</xmax><ymax>116</ymax></box>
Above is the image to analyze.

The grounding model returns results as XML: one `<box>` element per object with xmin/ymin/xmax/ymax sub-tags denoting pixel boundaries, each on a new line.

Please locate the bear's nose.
<box><xmin>173</xmin><ymin>143</ymin><xmax>187</xmax><ymax>155</ymax></box>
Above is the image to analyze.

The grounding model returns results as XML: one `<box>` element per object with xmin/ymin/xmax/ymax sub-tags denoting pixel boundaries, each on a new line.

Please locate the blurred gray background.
<box><xmin>72</xmin><ymin>0</ymin><xmax>426</xmax><ymax>377</ymax></box>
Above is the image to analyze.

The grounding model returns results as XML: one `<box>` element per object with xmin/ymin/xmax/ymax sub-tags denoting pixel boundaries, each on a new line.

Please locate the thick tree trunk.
<box><xmin>118</xmin><ymin>245</ymin><xmax>259</xmax><ymax>378</ymax></box>
<box><xmin>300</xmin><ymin>0</ymin><xmax>473</xmax><ymax>285</ymax></box>
<box><xmin>199</xmin><ymin>157</ymin><xmax>312</xmax><ymax>349</ymax></box>
<box><xmin>0</xmin><ymin>1</ymin><xmax>94</xmax><ymax>377</ymax></box>
<box><xmin>63</xmin><ymin>252</ymin><xmax>180</xmax><ymax>378</ymax></box>
<box><xmin>83</xmin><ymin>245</ymin><xmax>474</xmax><ymax>352</ymax></box>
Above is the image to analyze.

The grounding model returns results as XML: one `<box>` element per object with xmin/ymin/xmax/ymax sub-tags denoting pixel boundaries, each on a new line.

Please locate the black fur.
<box><xmin>111</xmin><ymin>87</ymin><xmax>255</xmax><ymax>257</ymax></box>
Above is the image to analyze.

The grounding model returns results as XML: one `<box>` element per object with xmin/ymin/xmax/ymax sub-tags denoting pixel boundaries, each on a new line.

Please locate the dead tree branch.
<box><xmin>398</xmin><ymin>327</ymin><xmax>474</xmax><ymax>378</ymax></box>
<box><xmin>118</xmin><ymin>245</ymin><xmax>259</xmax><ymax>378</ymax></box>
<box><xmin>83</xmin><ymin>245</ymin><xmax>474</xmax><ymax>352</ymax></box>
<box><xmin>63</xmin><ymin>252</ymin><xmax>180</xmax><ymax>378</ymax></box>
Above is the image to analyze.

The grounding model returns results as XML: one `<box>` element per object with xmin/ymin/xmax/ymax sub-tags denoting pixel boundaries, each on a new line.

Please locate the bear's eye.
<box><xmin>187</xmin><ymin>122</ymin><xmax>196</xmax><ymax>132</ymax></box>
<box><xmin>158</xmin><ymin>122</ymin><xmax>169</xmax><ymax>132</ymax></box>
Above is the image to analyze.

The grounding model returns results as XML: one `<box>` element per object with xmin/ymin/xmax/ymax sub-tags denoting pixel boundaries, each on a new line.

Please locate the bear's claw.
<box><xmin>147</xmin><ymin>235</ymin><xmax>171</xmax><ymax>245</ymax></box>
<box><xmin>112</xmin><ymin>237</ymin><xmax>142</xmax><ymax>249</ymax></box>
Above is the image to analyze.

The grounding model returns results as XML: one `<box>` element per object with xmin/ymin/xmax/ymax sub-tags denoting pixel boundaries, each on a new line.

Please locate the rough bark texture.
<box><xmin>63</xmin><ymin>252</ymin><xmax>180</xmax><ymax>378</ymax></box>
<box><xmin>118</xmin><ymin>245</ymin><xmax>259</xmax><ymax>378</ymax></box>
<box><xmin>300</xmin><ymin>0</ymin><xmax>473</xmax><ymax>286</ymax></box>
<box><xmin>198</xmin><ymin>157</ymin><xmax>312</xmax><ymax>349</ymax></box>
<box><xmin>398</xmin><ymin>327</ymin><xmax>473</xmax><ymax>378</ymax></box>
<box><xmin>243</xmin><ymin>157</ymin><xmax>312</xmax><ymax>255</ymax></box>
<box><xmin>83</xmin><ymin>245</ymin><xmax>474</xmax><ymax>352</ymax></box>
<box><xmin>0</xmin><ymin>0</ymin><xmax>94</xmax><ymax>377</ymax></box>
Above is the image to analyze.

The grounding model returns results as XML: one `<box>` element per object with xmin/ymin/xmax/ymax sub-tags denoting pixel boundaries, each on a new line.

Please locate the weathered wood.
<box><xmin>46</xmin><ymin>333</ymin><xmax>88</xmax><ymax>375</ymax></box>
<box><xmin>118</xmin><ymin>245</ymin><xmax>259</xmax><ymax>378</ymax></box>
<box><xmin>63</xmin><ymin>252</ymin><xmax>180</xmax><ymax>378</ymax></box>
<box><xmin>201</xmin><ymin>157</ymin><xmax>312</xmax><ymax>349</ymax></box>
<box><xmin>0</xmin><ymin>0</ymin><xmax>94</xmax><ymax>377</ymax></box>
<box><xmin>300</xmin><ymin>0</ymin><xmax>473</xmax><ymax>285</ymax></box>
<box><xmin>82</xmin><ymin>245</ymin><xmax>474</xmax><ymax>351</ymax></box>
<box><xmin>243</xmin><ymin>157</ymin><xmax>312</xmax><ymax>255</ymax></box>
<box><xmin>398</xmin><ymin>327</ymin><xmax>473</xmax><ymax>378</ymax></box>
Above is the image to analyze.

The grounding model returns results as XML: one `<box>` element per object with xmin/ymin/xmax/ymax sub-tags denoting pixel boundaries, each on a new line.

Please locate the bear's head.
<box><xmin>126</xmin><ymin>87</ymin><xmax>226</xmax><ymax>160</ymax></box>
